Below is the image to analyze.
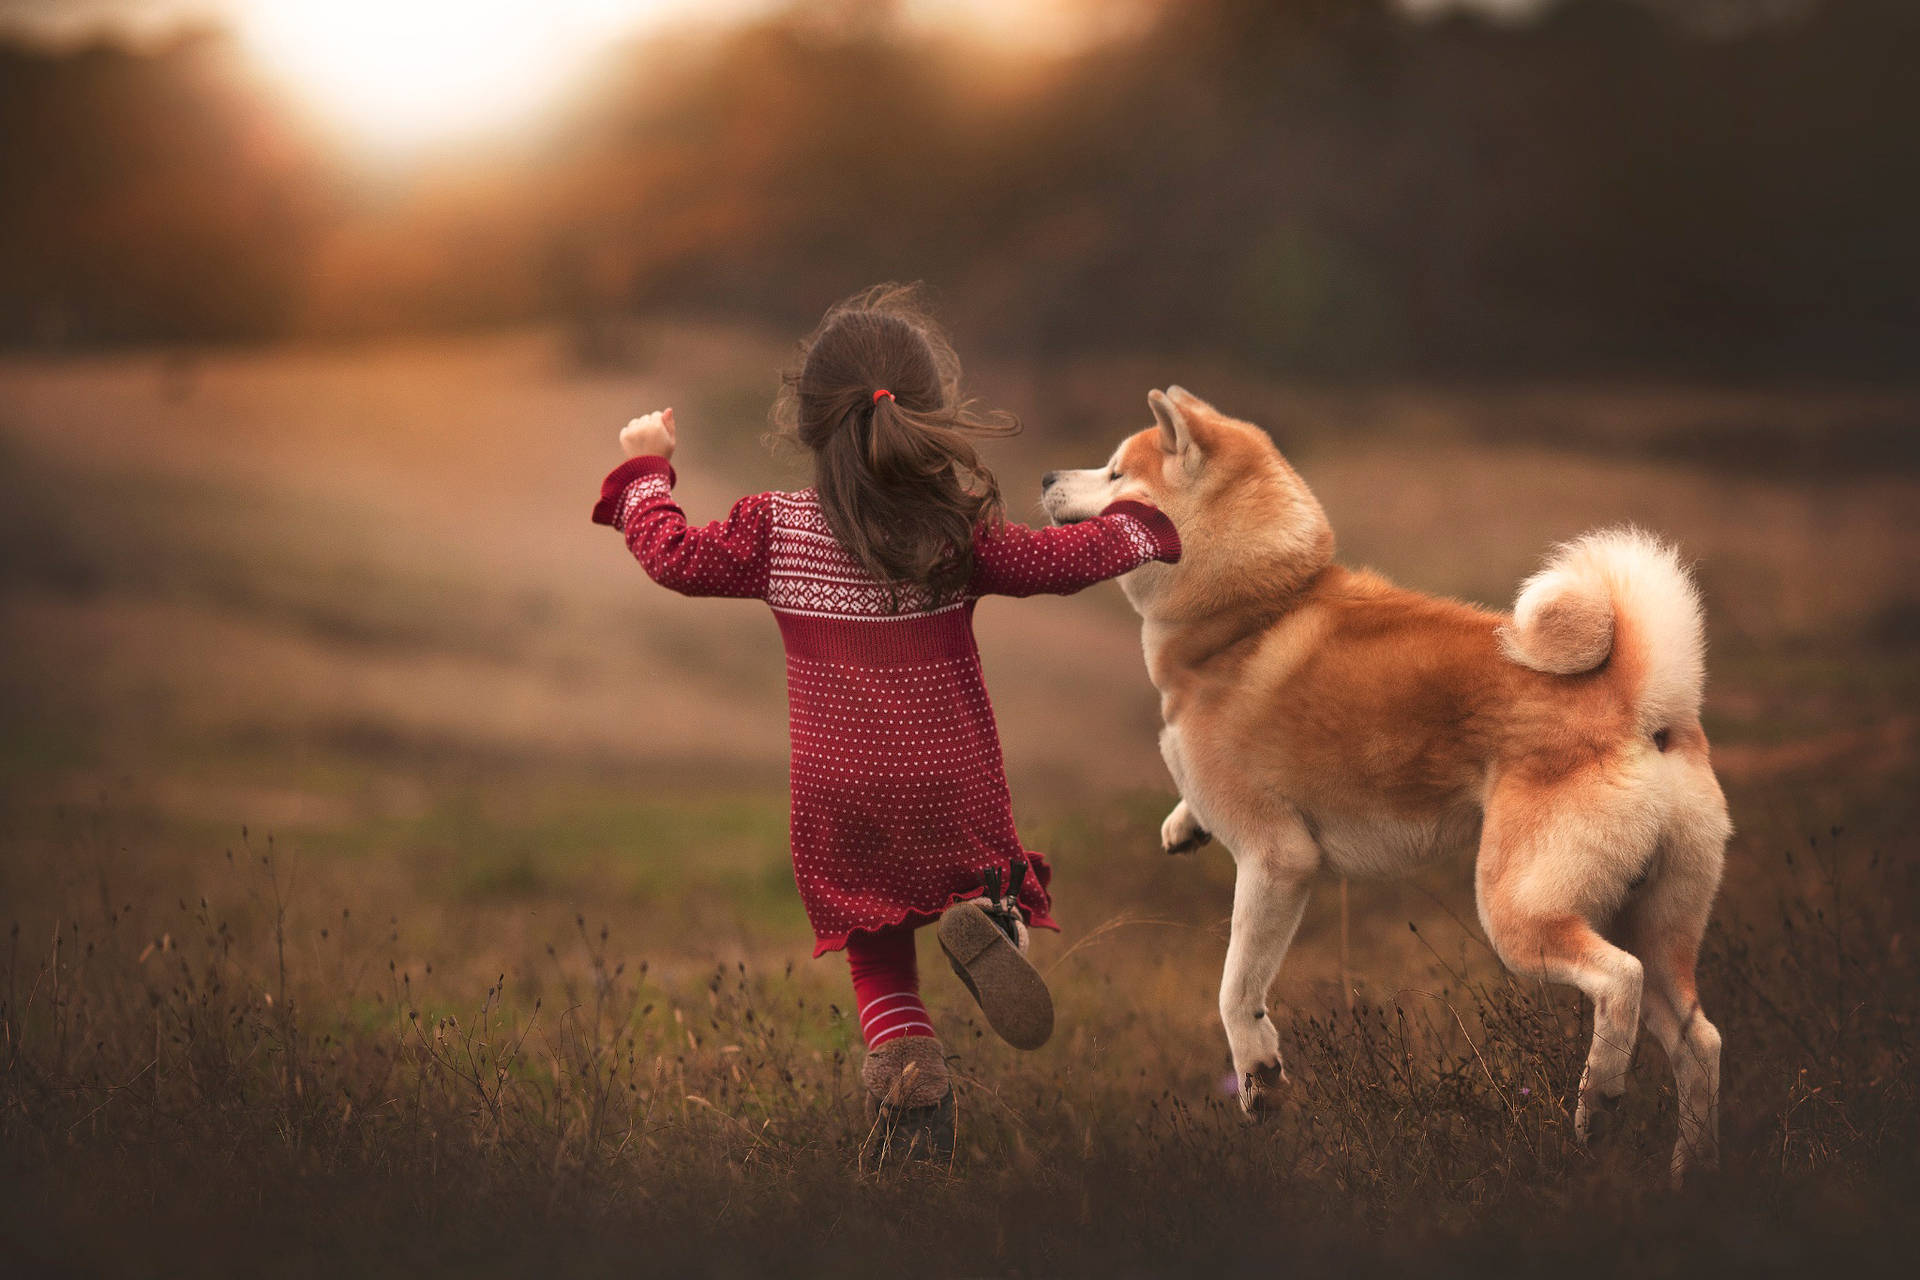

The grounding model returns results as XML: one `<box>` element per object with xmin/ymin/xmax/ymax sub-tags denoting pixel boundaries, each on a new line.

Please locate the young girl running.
<box><xmin>592</xmin><ymin>286</ymin><xmax>1180</xmax><ymax>1153</ymax></box>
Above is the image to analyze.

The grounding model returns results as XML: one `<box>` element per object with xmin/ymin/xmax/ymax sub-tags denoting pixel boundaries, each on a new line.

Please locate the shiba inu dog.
<box><xmin>1043</xmin><ymin>387</ymin><xmax>1730</xmax><ymax>1183</ymax></box>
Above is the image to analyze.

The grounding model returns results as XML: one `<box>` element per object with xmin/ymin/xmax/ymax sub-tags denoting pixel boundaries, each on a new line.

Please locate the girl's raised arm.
<box><xmin>593</xmin><ymin>455</ymin><xmax>774</xmax><ymax>599</ymax></box>
<box><xmin>968</xmin><ymin>501</ymin><xmax>1180</xmax><ymax>598</ymax></box>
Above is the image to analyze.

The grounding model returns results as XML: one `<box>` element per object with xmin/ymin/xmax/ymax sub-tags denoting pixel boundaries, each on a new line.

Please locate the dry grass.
<box><xmin>3</xmin><ymin>812</ymin><xmax>1914</xmax><ymax>1276</ymax></box>
<box><xmin>1</xmin><ymin>330</ymin><xmax>1916</xmax><ymax>1275</ymax></box>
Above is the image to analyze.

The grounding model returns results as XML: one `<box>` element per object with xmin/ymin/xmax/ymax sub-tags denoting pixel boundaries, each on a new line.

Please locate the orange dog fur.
<box><xmin>1042</xmin><ymin>387</ymin><xmax>1730</xmax><ymax>1184</ymax></box>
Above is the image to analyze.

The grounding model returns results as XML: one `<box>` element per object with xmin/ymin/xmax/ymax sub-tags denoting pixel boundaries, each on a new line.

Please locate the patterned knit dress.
<box><xmin>593</xmin><ymin>455</ymin><xmax>1181</xmax><ymax>956</ymax></box>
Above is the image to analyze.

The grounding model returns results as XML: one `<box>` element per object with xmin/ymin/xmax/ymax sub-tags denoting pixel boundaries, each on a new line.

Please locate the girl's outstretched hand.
<box><xmin>619</xmin><ymin>408</ymin><xmax>676</xmax><ymax>460</ymax></box>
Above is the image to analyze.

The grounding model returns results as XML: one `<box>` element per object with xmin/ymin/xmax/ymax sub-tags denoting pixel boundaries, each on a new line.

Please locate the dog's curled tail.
<box><xmin>1498</xmin><ymin>527</ymin><xmax>1706</xmax><ymax>732</ymax></box>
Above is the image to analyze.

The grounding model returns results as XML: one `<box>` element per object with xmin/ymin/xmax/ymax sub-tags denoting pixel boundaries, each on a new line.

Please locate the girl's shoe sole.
<box><xmin>937</xmin><ymin>902</ymin><xmax>1054</xmax><ymax>1050</ymax></box>
<box><xmin>868</xmin><ymin>1089</ymin><xmax>956</xmax><ymax>1163</ymax></box>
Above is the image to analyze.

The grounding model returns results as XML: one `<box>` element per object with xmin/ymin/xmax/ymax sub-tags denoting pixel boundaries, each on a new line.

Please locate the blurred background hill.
<box><xmin>2</xmin><ymin>0</ymin><xmax>1917</xmax><ymax>377</ymax></box>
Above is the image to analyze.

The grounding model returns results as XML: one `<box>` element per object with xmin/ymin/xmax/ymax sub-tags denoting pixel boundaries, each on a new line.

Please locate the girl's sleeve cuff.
<box><xmin>591</xmin><ymin>455</ymin><xmax>676</xmax><ymax>525</ymax></box>
<box><xmin>1101</xmin><ymin>499</ymin><xmax>1182</xmax><ymax>563</ymax></box>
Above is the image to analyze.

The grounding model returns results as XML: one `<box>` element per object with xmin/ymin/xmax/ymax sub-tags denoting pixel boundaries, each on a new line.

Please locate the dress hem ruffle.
<box><xmin>808</xmin><ymin>851</ymin><xmax>1057</xmax><ymax>958</ymax></box>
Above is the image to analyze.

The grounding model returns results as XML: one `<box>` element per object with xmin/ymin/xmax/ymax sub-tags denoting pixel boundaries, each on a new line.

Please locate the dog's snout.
<box><xmin>1041</xmin><ymin>471</ymin><xmax>1060</xmax><ymax>490</ymax></box>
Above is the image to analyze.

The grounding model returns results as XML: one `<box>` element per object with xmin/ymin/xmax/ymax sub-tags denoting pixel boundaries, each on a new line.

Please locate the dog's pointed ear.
<box><xmin>1149</xmin><ymin>388</ymin><xmax>1193</xmax><ymax>456</ymax></box>
<box><xmin>1166</xmin><ymin>385</ymin><xmax>1212</xmax><ymax>413</ymax></box>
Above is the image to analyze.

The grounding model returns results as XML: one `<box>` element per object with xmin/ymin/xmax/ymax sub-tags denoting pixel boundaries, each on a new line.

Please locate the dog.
<box><xmin>1042</xmin><ymin>387</ymin><xmax>1730</xmax><ymax>1183</ymax></box>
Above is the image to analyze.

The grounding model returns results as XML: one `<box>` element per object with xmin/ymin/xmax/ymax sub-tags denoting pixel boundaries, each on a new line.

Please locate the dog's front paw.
<box><xmin>1161</xmin><ymin>801</ymin><xmax>1212</xmax><ymax>856</ymax></box>
<box><xmin>1575</xmin><ymin>1087</ymin><xmax>1624</xmax><ymax>1149</ymax></box>
<box><xmin>1238</xmin><ymin>1059</ymin><xmax>1288</xmax><ymax>1117</ymax></box>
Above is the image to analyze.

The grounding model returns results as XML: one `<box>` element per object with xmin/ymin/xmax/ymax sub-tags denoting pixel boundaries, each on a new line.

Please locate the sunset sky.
<box><xmin>0</xmin><ymin>0</ymin><xmax>1563</xmax><ymax>153</ymax></box>
<box><xmin>0</xmin><ymin>0</ymin><xmax>1203</xmax><ymax>149</ymax></box>
<box><xmin>0</xmin><ymin>0</ymin><xmax>1555</xmax><ymax>46</ymax></box>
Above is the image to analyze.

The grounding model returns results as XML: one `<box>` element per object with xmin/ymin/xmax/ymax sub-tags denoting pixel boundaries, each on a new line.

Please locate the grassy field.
<box><xmin>2</xmin><ymin>326</ymin><xmax>1916</xmax><ymax>1275</ymax></box>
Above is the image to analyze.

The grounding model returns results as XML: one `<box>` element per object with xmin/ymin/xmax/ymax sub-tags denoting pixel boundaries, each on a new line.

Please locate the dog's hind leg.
<box><xmin>1482</xmin><ymin>902</ymin><xmax>1645</xmax><ymax>1147</ymax></box>
<box><xmin>1219</xmin><ymin>812</ymin><xmax>1317</xmax><ymax>1115</ymax></box>
<box><xmin>1618</xmin><ymin>770</ymin><xmax>1729</xmax><ymax>1184</ymax></box>
<box><xmin>1623</xmin><ymin>890</ymin><xmax>1721</xmax><ymax>1185</ymax></box>
<box><xmin>1477</xmin><ymin>795</ymin><xmax>1646</xmax><ymax>1149</ymax></box>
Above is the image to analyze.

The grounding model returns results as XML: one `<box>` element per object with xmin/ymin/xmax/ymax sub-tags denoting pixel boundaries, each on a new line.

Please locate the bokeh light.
<box><xmin>237</xmin><ymin>0</ymin><xmax>675</xmax><ymax>151</ymax></box>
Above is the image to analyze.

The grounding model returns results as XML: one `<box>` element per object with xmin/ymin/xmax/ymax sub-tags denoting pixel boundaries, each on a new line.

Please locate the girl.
<box><xmin>592</xmin><ymin>286</ymin><xmax>1180</xmax><ymax>1153</ymax></box>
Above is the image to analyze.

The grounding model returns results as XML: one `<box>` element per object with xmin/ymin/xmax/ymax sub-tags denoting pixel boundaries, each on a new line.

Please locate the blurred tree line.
<box><xmin>1</xmin><ymin>0</ymin><xmax>1915</xmax><ymax>377</ymax></box>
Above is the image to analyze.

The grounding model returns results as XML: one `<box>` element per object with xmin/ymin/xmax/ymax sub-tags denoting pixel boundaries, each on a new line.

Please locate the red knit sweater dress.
<box><xmin>593</xmin><ymin>455</ymin><xmax>1181</xmax><ymax>956</ymax></box>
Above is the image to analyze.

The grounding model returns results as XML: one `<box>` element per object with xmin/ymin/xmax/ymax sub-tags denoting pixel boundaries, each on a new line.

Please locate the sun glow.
<box><xmin>239</xmin><ymin>1</ymin><xmax>672</xmax><ymax>151</ymax></box>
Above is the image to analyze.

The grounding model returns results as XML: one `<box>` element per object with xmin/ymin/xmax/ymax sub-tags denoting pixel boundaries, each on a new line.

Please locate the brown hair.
<box><xmin>776</xmin><ymin>284</ymin><xmax>1018</xmax><ymax>605</ymax></box>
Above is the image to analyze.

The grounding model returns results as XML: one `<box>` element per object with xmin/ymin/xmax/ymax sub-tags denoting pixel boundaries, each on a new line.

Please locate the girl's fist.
<box><xmin>620</xmin><ymin>408</ymin><xmax>676</xmax><ymax>459</ymax></box>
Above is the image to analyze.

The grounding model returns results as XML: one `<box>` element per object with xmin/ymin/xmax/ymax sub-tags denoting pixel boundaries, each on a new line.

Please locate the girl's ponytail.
<box><xmin>778</xmin><ymin>285</ymin><xmax>1017</xmax><ymax>605</ymax></box>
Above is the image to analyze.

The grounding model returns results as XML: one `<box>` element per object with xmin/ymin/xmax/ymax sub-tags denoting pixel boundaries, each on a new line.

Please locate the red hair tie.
<box><xmin>872</xmin><ymin>389</ymin><xmax>894</xmax><ymax>404</ymax></box>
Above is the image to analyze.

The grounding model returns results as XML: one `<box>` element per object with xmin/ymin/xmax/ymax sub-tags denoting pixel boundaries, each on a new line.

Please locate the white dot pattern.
<box><xmin>597</xmin><ymin>462</ymin><xmax>1181</xmax><ymax>954</ymax></box>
